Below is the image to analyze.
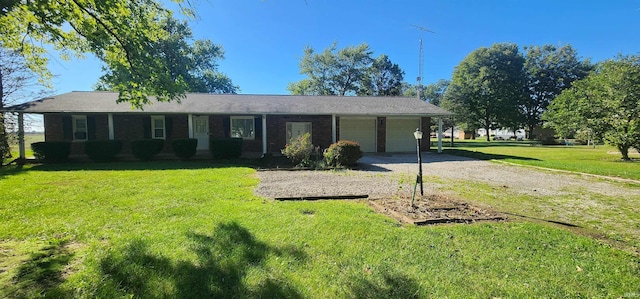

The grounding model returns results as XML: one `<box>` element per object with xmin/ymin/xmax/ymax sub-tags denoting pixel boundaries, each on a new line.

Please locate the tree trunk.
<box><xmin>619</xmin><ymin>145</ymin><xmax>630</xmax><ymax>161</ymax></box>
<box><xmin>485</xmin><ymin>125</ymin><xmax>491</xmax><ymax>142</ymax></box>
<box><xmin>527</xmin><ymin>124</ymin><xmax>534</xmax><ymax>140</ymax></box>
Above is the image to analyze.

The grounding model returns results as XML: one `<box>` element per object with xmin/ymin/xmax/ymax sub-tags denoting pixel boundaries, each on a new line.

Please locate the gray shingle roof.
<box><xmin>5</xmin><ymin>91</ymin><xmax>453</xmax><ymax>117</ymax></box>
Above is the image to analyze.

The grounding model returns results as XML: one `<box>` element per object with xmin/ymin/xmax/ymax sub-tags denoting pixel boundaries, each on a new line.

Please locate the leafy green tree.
<box><xmin>358</xmin><ymin>54</ymin><xmax>404</xmax><ymax>96</ymax></box>
<box><xmin>290</xmin><ymin>43</ymin><xmax>404</xmax><ymax>96</ymax></box>
<box><xmin>544</xmin><ymin>55</ymin><xmax>640</xmax><ymax>160</ymax></box>
<box><xmin>0</xmin><ymin>0</ymin><xmax>197</xmax><ymax>108</ymax></box>
<box><xmin>422</xmin><ymin>79</ymin><xmax>449</xmax><ymax>106</ymax></box>
<box><xmin>401</xmin><ymin>82</ymin><xmax>426</xmax><ymax>101</ymax></box>
<box><xmin>523</xmin><ymin>44</ymin><xmax>591</xmax><ymax>139</ymax></box>
<box><xmin>96</xmin><ymin>18</ymin><xmax>238</xmax><ymax>94</ymax></box>
<box><xmin>442</xmin><ymin>43</ymin><xmax>527</xmax><ymax>141</ymax></box>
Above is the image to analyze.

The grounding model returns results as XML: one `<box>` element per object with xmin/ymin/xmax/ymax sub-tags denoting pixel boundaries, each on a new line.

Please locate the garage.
<box><xmin>339</xmin><ymin>117</ymin><xmax>376</xmax><ymax>152</ymax></box>
<box><xmin>385</xmin><ymin>117</ymin><xmax>421</xmax><ymax>152</ymax></box>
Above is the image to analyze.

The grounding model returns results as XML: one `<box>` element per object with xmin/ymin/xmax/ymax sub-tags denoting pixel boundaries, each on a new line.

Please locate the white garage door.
<box><xmin>339</xmin><ymin>118</ymin><xmax>376</xmax><ymax>152</ymax></box>
<box><xmin>386</xmin><ymin>118</ymin><xmax>421</xmax><ymax>152</ymax></box>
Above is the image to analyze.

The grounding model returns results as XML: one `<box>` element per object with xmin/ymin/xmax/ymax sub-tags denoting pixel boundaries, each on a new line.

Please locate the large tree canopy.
<box><xmin>442</xmin><ymin>43</ymin><xmax>526</xmax><ymax>141</ymax></box>
<box><xmin>522</xmin><ymin>44</ymin><xmax>591</xmax><ymax>139</ymax></box>
<box><xmin>544</xmin><ymin>55</ymin><xmax>640</xmax><ymax>160</ymax></box>
<box><xmin>0</xmin><ymin>0</ymin><xmax>199</xmax><ymax>108</ymax></box>
<box><xmin>96</xmin><ymin>18</ymin><xmax>238</xmax><ymax>95</ymax></box>
<box><xmin>358</xmin><ymin>54</ymin><xmax>404</xmax><ymax>96</ymax></box>
<box><xmin>288</xmin><ymin>43</ymin><xmax>404</xmax><ymax>96</ymax></box>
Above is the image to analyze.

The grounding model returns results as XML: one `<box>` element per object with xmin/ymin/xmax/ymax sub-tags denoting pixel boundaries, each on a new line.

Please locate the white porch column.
<box><xmin>331</xmin><ymin>114</ymin><xmax>337</xmax><ymax>143</ymax></box>
<box><xmin>18</xmin><ymin>113</ymin><xmax>25</xmax><ymax>160</ymax></box>
<box><xmin>262</xmin><ymin>114</ymin><xmax>267</xmax><ymax>154</ymax></box>
<box><xmin>437</xmin><ymin>118</ymin><xmax>443</xmax><ymax>153</ymax></box>
<box><xmin>188</xmin><ymin>114</ymin><xmax>194</xmax><ymax>138</ymax></box>
<box><xmin>108</xmin><ymin>113</ymin><xmax>114</xmax><ymax>140</ymax></box>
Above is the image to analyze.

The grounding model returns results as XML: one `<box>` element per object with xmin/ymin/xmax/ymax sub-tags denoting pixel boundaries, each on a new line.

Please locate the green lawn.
<box><xmin>439</xmin><ymin>139</ymin><xmax>640</xmax><ymax>181</ymax></box>
<box><xmin>1</xmin><ymin>162</ymin><xmax>639</xmax><ymax>298</ymax></box>
<box><xmin>4</xmin><ymin>133</ymin><xmax>44</xmax><ymax>164</ymax></box>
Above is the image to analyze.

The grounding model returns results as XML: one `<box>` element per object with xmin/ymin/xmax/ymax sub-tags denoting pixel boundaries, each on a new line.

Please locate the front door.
<box><xmin>193</xmin><ymin>116</ymin><xmax>209</xmax><ymax>150</ymax></box>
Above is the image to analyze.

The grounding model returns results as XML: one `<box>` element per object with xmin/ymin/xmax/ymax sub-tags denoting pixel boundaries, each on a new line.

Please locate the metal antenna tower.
<box><xmin>410</xmin><ymin>25</ymin><xmax>435</xmax><ymax>101</ymax></box>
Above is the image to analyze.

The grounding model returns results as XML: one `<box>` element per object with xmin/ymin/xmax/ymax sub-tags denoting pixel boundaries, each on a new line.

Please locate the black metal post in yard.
<box><xmin>417</xmin><ymin>137</ymin><xmax>423</xmax><ymax>196</ymax></box>
<box><xmin>412</xmin><ymin>128</ymin><xmax>424</xmax><ymax>207</ymax></box>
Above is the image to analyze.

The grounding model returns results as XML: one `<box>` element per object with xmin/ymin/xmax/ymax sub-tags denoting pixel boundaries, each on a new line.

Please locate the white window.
<box><xmin>286</xmin><ymin>122</ymin><xmax>312</xmax><ymax>142</ymax></box>
<box><xmin>230</xmin><ymin>116</ymin><xmax>255</xmax><ymax>140</ymax></box>
<box><xmin>72</xmin><ymin>115</ymin><xmax>88</xmax><ymax>141</ymax></box>
<box><xmin>151</xmin><ymin>115</ymin><xmax>165</xmax><ymax>139</ymax></box>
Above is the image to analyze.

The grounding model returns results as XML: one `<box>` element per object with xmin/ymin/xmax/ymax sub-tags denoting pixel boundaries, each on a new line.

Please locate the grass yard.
<box><xmin>3</xmin><ymin>133</ymin><xmax>44</xmax><ymax>164</ymax></box>
<box><xmin>1</xmin><ymin>162</ymin><xmax>639</xmax><ymax>298</ymax></box>
<box><xmin>439</xmin><ymin>139</ymin><xmax>640</xmax><ymax>181</ymax></box>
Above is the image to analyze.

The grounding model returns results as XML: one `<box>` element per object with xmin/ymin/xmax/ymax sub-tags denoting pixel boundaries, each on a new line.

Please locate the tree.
<box><xmin>442</xmin><ymin>43</ymin><xmax>527</xmax><ymax>141</ymax></box>
<box><xmin>0</xmin><ymin>47</ymin><xmax>50</xmax><ymax>162</ymax></box>
<box><xmin>358</xmin><ymin>54</ymin><xmax>404</xmax><ymax>96</ymax></box>
<box><xmin>289</xmin><ymin>43</ymin><xmax>390</xmax><ymax>96</ymax></box>
<box><xmin>96</xmin><ymin>18</ymin><xmax>238</xmax><ymax>94</ymax></box>
<box><xmin>544</xmin><ymin>55</ymin><xmax>640</xmax><ymax>160</ymax></box>
<box><xmin>422</xmin><ymin>79</ymin><xmax>449</xmax><ymax>106</ymax></box>
<box><xmin>523</xmin><ymin>44</ymin><xmax>591</xmax><ymax>139</ymax></box>
<box><xmin>0</xmin><ymin>0</ymin><xmax>198</xmax><ymax>108</ymax></box>
<box><xmin>402</xmin><ymin>82</ymin><xmax>426</xmax><ymax>101</ymax></box>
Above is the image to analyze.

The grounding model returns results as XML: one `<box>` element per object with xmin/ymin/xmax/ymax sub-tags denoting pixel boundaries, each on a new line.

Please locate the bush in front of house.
<box><xmin>131</xmin><ymin>139</ymin><xmax>165</xmax><ymax>160</ymax></box>
<box><xmin>281</xmin><ymin>133</ymin><xmax>314</xmax><ymax>167</ymax></box>
<box><xmin>31</xmin><ymin>141</ymin><xmax>71</xmax><ymax>163</ymax></box>
<box><xmin>210</xmin><ymin>137</ymin><xmax>243</xmax><ymax>159</ymax></box>
<box><xmin>84</xmin><ymin>140</ymin><xmax>123</xmax><ymax>162</ymax></box>
<box><xmin>324</xmin><ymin>140</ymin><xmax>363</xmax><ymax>167</ymax></box>
<box><xmin>172</xmin><ymin>138</ymin><xmax>198</xmax><ymax>159</ymax></box>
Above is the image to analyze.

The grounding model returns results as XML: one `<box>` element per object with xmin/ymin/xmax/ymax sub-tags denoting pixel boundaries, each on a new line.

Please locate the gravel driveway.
<box><xmin>254</xmin><ymin>153</ymin><xmax>640</xmax><ymax>199</ymax></box>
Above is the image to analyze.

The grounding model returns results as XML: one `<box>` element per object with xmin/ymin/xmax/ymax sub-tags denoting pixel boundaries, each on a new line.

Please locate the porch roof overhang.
<box><xmin>4</xmin><ymin>91</ymin><xmax>454</xmax><ymax>117</ymax></box>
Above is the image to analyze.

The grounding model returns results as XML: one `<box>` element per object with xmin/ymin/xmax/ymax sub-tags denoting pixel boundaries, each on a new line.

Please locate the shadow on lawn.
<box><xmin>98</xmin><ymin>222</ymin><xmax>307</xmax><ymax>298</ymax></box>
<box><xmin>442</xmin><ymin>149</ymin><xmax>540</xmax><ymax>162</ymax></box>
<box><xmin>349</xmin><ymin>271</ymin><xmax>422</xmax><ymax>299</ymax></box>
<box><xmin>4</xmin><ymin>239</ymin><xmax>76</xmax><ymax>298</ymax></box>
<box><xmin>0</xmin><ymin>160</ymin><xmax>260</xmax><ymax>176</ymax></box>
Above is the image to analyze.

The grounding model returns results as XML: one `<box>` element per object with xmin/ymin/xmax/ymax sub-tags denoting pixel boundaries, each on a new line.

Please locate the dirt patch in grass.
<box><xmin>369</xmin><ymin>194</ymin><xmax>506</xmax><ymax>225</ymax></box>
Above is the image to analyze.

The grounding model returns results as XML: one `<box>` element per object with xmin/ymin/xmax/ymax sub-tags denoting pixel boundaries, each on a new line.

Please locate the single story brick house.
<box><xmin>6</xmin><ymin>91</ymin><xmax>452</xmax><ymax>159</ymax></box>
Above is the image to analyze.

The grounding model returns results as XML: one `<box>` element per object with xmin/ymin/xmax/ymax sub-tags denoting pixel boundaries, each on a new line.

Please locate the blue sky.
<box><xmin>47</xmin><ymin>0</ymin><xmax>640</xmax><ymax>95</ymax></box>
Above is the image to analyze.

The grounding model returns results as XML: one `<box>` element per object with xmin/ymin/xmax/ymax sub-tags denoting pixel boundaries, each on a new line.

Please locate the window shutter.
<box><xmin>62</xmin><ymin>116</ymin><xmax>72</xmax><ymax>141</ymax></box>
<box><xmin>223</xmin><ymin>116</ymin><xmax>230</xmax><ymax>138</ymax></box>
<box><xmin>165</xmin><ymin>116</ymin><xmax>173</xmax><ymax>138</ymax></box>
<box><xmin>254</xmin><ymin>117</ymin><xmax>262</xmax><ymax>138</ymax></box>
<box><xmin>143</xmin><ymin>116</ymin><xmax>151</xmax><ymax>139</ymax></box>
<box><xmin>87</xmin><ymin>116</ymin><xmax>97</xmax><ymax>140</ymax></box>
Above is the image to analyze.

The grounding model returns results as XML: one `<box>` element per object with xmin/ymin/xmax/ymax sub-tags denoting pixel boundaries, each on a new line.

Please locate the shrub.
<box><xmin>281</xmin><ymin>133</ymin><xmax>314</xmax><ymax>166</ymax></box>
<box><xmin>84</xmin><ymin>140</ymin><xmax>122</xmax><ymax>162</ymax></box>
<box><xmin>131</xmin><ymin>139</ymin><xmax>164</xmax><ymax>160</ymax></box>
<box><xmin>324</xmin><ymin>140</ymin><xmax>363</xmax><ymax>167</ymax></box>
<box><xmin>210</xmin><ymin>138</ymin><xmax>243</xmax><ymax>159</ymax></box>
<box><xmin>31</xmin><ymin>141</ymin><xmax>71</xmax><ymax>163</ymax></box>
<box><xmin>172</xmin><ymin>138</ymin><xmax>198</xmax><ymax>159</ymax></box>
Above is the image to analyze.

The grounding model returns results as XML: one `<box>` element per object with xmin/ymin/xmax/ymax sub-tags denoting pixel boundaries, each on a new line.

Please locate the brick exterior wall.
<box><xmin>266</xmin><ymin>115</ymin><xmax>333</xmax><ymax>154</ymax></box>
<box><xmin>113</xmin><ymin>114</ymin><xmax>144</xmax><ymax>154</ymax></box>
<box><xmin>376</xmin><ymin>117</ymin><xmax>386</xmax><ymax>153</ymax></box>
<box><xmin>42</xmin><ymin>113</ymin><xmax>433</xmax><ymax>157</ymax></box>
